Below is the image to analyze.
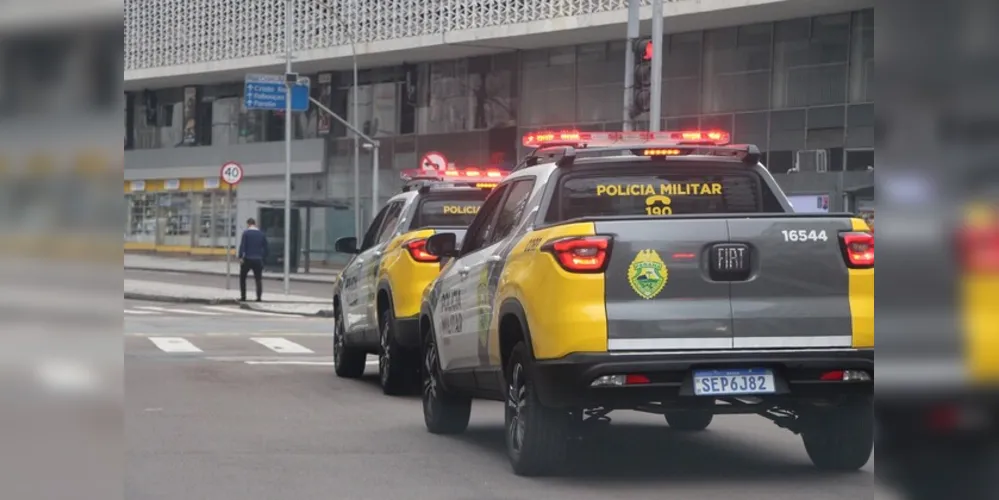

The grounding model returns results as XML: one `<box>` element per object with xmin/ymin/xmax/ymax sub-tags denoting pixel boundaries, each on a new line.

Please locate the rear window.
<box><xmin>549</xmin><ymin>167</ymin><xmax>766</xmax><ymax>221</ymax></box>
<box><xmin>414</xmin><ymin>192</ymin><xmax>489</xmax><ymax>228</ymax></box>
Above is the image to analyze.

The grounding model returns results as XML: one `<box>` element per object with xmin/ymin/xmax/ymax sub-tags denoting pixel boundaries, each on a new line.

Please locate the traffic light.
<box><xmin>631</xmin><ymin>38</ymin><xmax>652</xmax><ymax>118</ymax></box>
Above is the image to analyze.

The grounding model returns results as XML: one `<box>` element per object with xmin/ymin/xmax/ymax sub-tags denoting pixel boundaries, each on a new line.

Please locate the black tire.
<box><xmin>664</xmin><ymin>410</ymin><xmax>714</xmax><ymax>431</ymax></box>
<box><xmin>333</xmin><ymin>306</ymin><xmax>366</xmax><ymax>379</ymax></box>
<box><xmin>505</xmin><ymin>342</ymin><xmax>571</xmax><ymax>477</ymax></box>
<box><xmin>802</xmin><ymin>402</ymin><xmax>874</xmax><ymax>471</ymax></box>
<box><xmin>378</xmin><ymin>308</ymin><xmax>412</xmax><ymax>396</ymax></box>
<box><xmin>421</xmin><ymin>322</ymin><xmax>471</xmax><ymax>434</ymax></box>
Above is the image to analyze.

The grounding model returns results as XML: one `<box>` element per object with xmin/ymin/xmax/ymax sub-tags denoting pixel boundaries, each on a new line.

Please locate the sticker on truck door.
<box><xmin>627</xmin><ymin>249</ymin><xmax>669</xmax><ymax>299</ymax></box>
<box><xmin>780</xmin><ymin>229</ymin><xmax>829</xmax><ymax>242</ymax></box>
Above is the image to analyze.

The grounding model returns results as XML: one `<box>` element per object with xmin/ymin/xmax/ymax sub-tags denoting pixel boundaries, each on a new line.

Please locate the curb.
<box><xmin>124</xmin><ymin>266</ymin><xmax>340</xmax><ymax>283</ymax></box>
<box><xmin>240</xmin><ymin>302</ymin><xmax>334</xmax><ymax>318</ymax></box>
<box><xmin>124</xmin><ymin>292</ymin><xmax>240</xmax><ymax>305</ymax></box>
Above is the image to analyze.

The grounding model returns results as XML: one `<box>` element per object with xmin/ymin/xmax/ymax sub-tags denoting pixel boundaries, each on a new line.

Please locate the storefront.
<box><xmin>124</xmin><ymin>177</ymin><xmax>237</xmax><ymax>254</ymax></box>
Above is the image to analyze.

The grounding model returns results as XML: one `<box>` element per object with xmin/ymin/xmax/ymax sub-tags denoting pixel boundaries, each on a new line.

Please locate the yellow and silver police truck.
<box><xmin>331</xmin><ymin>167</ymin><xmax>508</xmax><ymax>395</ymax></box>
<box><xmin>417</xmin><ymin>129</ymin><xmax>875</xmax><ymax>476</ymax></box>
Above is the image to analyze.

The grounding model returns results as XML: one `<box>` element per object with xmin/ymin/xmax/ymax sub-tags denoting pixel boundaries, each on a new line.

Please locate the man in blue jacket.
<box><xmin>238</xmin><ymin>218</ymin><xmax>268</xmax><ymax>302</ymax></box>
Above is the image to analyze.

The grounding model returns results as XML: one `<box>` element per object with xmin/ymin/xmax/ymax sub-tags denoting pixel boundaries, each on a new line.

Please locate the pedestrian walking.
<box><xmin>238</xmin><ymin>218</ymin><xmax>268</xmax><ymax>302</ymax></box>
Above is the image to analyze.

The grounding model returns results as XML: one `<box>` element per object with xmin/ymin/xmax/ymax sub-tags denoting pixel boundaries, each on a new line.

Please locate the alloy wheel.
<box><xmin>333</xmin><ymin>313</ymin><xmax>344</xmax><ymax>366</ymax></box>
<box><xmin>507</xmin><ymin>363</ymin><xmax>528</xmax><ymax>453</ymax></box>
<box><xmin>379</xmin><ymin>320</ymin><xmax>392</xmax><ymax>385</ymax></box>
<box><xmin>423</xmin><ymin>337</ymin><xmax>439</xmax><ymax>420</ymax></box>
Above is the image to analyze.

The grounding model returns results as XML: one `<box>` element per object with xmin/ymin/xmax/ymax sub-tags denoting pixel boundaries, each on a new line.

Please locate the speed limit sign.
<box><xmin>220</xmin><ymin>162</ymin><xmax>243</xmax><ymax>186</ymax></box>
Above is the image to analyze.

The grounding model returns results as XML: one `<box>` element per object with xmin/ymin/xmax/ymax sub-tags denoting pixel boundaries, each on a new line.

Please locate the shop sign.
<box><xmin>164</xmin><ymin>179</ymin><xmax>181</xmax><ymax>191</ymax></box>
<box><xmin>129</xmin><ymin>180</ymin><xmax>146</xmax><ymax>192</ymax></box>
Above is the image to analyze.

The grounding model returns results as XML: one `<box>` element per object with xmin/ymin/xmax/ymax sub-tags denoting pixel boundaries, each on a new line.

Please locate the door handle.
<box><xmin>488</xmin><ymin>255</ymin><xmax>502</xmax><ymax>263</ymax></box>
<box><xmin>458</xmin><ymin>266</ymin><xmax>471</xmax><ymax>277</ymax></box>
<box><xmin>356</xmin><ymin>258</ymin><xmax>365</xmax><ymax>264</ymax></box>
<box><xmin>373</xmin><ymin>251</ymin><xmax>383</xmax><ymax>257</ymax></box>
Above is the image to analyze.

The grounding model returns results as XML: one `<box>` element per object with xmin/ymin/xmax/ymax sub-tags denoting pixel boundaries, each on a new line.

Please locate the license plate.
<box><xmin>693</xmin><ymin>368</ymin><xmax>775</xmax><ymax>396</ymax></box>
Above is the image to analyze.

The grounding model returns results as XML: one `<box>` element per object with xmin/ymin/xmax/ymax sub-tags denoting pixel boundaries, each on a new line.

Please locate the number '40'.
<box><xmin>781</xmin><ymin>229</ymin><xmax>828</xmax><ymax>242</ymax></box>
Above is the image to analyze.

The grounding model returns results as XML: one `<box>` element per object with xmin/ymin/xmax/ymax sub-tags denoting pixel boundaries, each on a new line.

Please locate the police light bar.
<box><xmin>521</xmin><ymin>129</ymin><xmax>731</xmax><ymax>148</ymax></box>
<box><xmin>400</xmin><ymin>167</ymin><xmax>509</xmax><ymax>190</ymax></box>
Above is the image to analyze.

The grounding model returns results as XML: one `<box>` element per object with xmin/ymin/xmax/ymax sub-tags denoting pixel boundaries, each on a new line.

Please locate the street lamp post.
<box><xmin>283</xmin><ymin>0</ymin><xmax>293</xmax><ymax>295</ymax></box>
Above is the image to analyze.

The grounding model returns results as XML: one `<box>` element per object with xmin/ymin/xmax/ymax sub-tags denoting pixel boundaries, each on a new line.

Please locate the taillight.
<box><xmin>405</xmin><ymin>239</ymin><xmax>439</xmax><ymax>263</ymax></box>
<box><xmin>541</xmin><ymin>236</ymin><xmax>612</xmax><ymax>273</ymax></box>
<box><xmin>839</xmin><ymin>231</ymin><xmax>874</xmax><ymax>268</ymax></box>
<box><xmin>958</xmin><ymin>221</ymin><xmax>999</xmax><ymax>273</ymax></box>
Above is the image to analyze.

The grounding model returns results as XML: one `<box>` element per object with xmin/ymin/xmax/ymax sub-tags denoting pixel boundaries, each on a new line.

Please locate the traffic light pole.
<box><xmin>622</xmin><ymin>0</ymin><xmax>640</xmax><ymax>131</ymax></box>
<box><xmin>649</xmin><ymin>0</ymin><xmax>664</xmax><ymax>132</ymax></box>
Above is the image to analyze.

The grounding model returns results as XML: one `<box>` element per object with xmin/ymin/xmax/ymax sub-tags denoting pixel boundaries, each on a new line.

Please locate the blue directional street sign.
<box><xmin>243</xmin><ymin>73</ymin><xmax>310</xmax><ymax>112</ymax></box>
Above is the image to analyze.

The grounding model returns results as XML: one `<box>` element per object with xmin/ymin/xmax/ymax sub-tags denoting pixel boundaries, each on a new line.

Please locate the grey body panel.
<box><xmin>597</xmin><ymin>219</ymin><xmax>733</xmax><ymax>350</ymax></box>
<box><xmin>596</xmin><ymin>216</ymin><xmax>858</xmax><ymax>351</ymax></box>
<box><xmin>728</xmin><ymin>217</ymin><xmax>855</xmax><ymax>347</ymax></box>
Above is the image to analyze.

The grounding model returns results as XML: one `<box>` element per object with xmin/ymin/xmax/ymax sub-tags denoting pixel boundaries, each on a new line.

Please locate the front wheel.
<box><xmin>422</xmin><ymin>324</ymin><xmax>471</xmax><ymax>434</ymax></box>
<box><xmin>333</xmin><ymin>307</ymin><xmax>366</xmax><ymax>379</ymax></box>
<box><xmin>378</xmin><ymin>309</ymin><xmax>413</xmax><ymax>395</ymax></box>
<box><xmin>505</xmin><ymin>342</ymin><xmax>570</xmax><ymax>477</ymax></box>
<box><xmin>802</xmin><ymin>402</ymin><xmax>874</xmax><ymax>471</ymax></box>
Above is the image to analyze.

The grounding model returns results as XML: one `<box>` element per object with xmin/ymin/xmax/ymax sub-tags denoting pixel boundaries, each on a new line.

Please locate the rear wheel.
<box><xmin>421</xmin><ymin>323</ymin><xmax>471</xmax><ymax>434</ymax></box>
<box><xmin>378</xmin><ymin>309</ymin><xmax>412</xmax><ymax>395</ymax></box>
<box><xmin>333</xmin><ymin>307</ymin><xmax>366</xmax><ymax>378</ymax></box>
<box><xmin>505</xmin><ymin>342</ymin><xmax>570</xmax><ymax>477</ymax></box>
<box><xmin>802</xmin><ymin>402</ymin><xmax>874</xmax><ymax>471</ymax></box>
<box><xmin>664</xmin><ymin>410</ymin><xmax>714</xmax><ymax>431</ymax></box>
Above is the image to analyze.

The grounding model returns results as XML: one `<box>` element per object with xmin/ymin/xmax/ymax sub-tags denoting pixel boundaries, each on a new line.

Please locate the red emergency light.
<box><xmin>521</xmin><ymin>129</ymin><xmax>731</xmax><ymax>148</ymax></box>
<box><xmin>400</xmin><ymin>167</ymin><xmax>510</xmax><ymax>190</ymax></box>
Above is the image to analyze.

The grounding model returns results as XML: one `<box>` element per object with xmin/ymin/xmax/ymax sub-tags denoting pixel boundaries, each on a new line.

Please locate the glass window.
<box><xmin>161</xmin><ymin>192</ymin><xmax>193</xmax><ymax>246</ymax></box>
<box><xmin>773</xmin><ymin>14</ymin><xmax>850</xmax><ymax>108</ymax></box>
<box><xmin>703</xmin><ymin>24</ymin><xmax>772</xmax><ymax>113</ymax></box>
<box><xmin>849</xmin><ymin>9</ymin><xmax>874</xmax><ymax>103</ymax></box>
<box><xmin>360</xmin><ymin>205</ymin><xmax>391</xmax><ymax>250</ymax></box>
<box><xmin>488</xmin><ymin>179</ymin><xmax>535</xmax><ymax>244</ymax></box>
<box><xmin>460</xmin><ymin>184</ymin><xmax>509</xmax><ymax>255</ymax></box>
<box><xmin>663</xmin><ymin>32</ymin><xmax>703</xmax><ymax>117</ymax></box>
<box><xmin>806</xmin><ymin>105</ymin><xmax>846</xmax><ymax>151</ymax></box>
<box><xmin>550</xmin><ymin>167</ymin><xmax>767</xmax><ymax>221</ymax></box>
<box><xmin>418</xmin><ymin>60</ymin><xmax>472</xmax><ymax>134</ymax></box>
<box><xmin>846</xmin><ymin>103</ymin><xmax>875</xmax><ymax>149</ymax></box>
<box><xmin>375</xmin><ymin>202</ymin><xmax>404</xmax><ymax>244</ymax></box>
<box><xmin>734</xmin><ymin>112</ymin><xmax>769</xmax><ymax>150</ymax></box>
<box><xmin>126</xmin><ymin>192</ymin><xmax>157</xmax><ymax>242</ymax></box>
<box><xmin>414</xmin><ymin>190</ymin><xmax>491</xmax><ymax>228</ymax></box>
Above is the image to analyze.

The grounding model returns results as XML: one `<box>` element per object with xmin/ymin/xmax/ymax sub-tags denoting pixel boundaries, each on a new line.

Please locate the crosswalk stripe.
<box><xmin>148</xmin><ymin>337</ymin><xmax>202</xmax><ymax>353</ymax></box>
<box><xmin>251</xmin><ymin>337</ymin><xmax>315</xmax><ymax>354</ymax></box>
<box><xmin>124</xmin><ymin>309</ymin><xmax>158</xmax><ymax>315</ymax></box>
<box><xmin>136</xmin><ymin>306</ymin><xmax>221</xmax><ymax>316</ymax></box>
<box><xmin>202</xmin><ymin>306</ymin><xmax>298</xmax><ymax>317</ymax></box>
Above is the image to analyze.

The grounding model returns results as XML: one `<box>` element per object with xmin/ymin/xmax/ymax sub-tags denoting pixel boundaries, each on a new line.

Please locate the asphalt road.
<box><xmin>126</xmin><ymin>302</ymin><xmax>890</xmax><ymax>500</ymax></box>
<box><xmin>124</xmin><ymin>269</ymin><xmax>333</xmax><ymax>298</ymax></box>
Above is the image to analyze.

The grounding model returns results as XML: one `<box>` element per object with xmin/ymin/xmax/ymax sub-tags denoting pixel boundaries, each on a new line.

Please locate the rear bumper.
<box><xmin>394</xmin><ymin>316</ymin><xmax>421</xmax><ymax>349</ymax></box>
<box><xmin>531</xmin><ymin>349</ymin><xmax>874</xmax><ymax>409</ymax></box>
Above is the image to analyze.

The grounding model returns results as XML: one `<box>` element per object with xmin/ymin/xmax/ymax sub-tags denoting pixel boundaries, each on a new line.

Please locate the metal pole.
<box><xmin>649</xmin><ymin>0</ymin><xmax>664</xmax><ymax>132</ymax></box>
<box><xmin>283</xmin><ymin>0</ymin><xmax>293</xmax><ymax>295</ymax></box>
<box><xmin>372</xmin><ymin>144</ymin><xmax>379</xmax><ymax>210</ymax></box>
<box><xmin>224</xmin><ymin>185</ymin><xmax>232</xmax><ymax>290</ymax></box>
<box><xmin>308</xmin><ymin>96</ymin><xmax>376</xmax><ymax>143</ymax></box>
<box><xmin>622</xmin><ymin>0</ymin><xmax>639</xmax><ymax>131</ymax></box>
<box><xmin>352</xmin><ymin>51</ymin><xmax>361</xmax><ymax>241</ymax></box>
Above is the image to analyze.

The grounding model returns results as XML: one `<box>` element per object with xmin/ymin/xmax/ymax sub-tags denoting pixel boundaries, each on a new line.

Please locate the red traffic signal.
<box><xmin>643</xmin><ymin>40</ymin><xmax>653</xmax><ymax>61</ymax></box>
<box><xmin>634</xmin><ymin>38</ymin><xmax>653</xmax><ymax>61</ymax></box>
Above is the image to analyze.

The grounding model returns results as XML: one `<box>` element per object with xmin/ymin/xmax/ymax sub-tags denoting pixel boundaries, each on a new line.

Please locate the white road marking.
<box><xmin>244</xmin><ymin>360</ymin><xmax>334</xmax><ymax>366</ymax></box>
<box><xmin>148</xmin><ymin>337</ymin><xmax>203</xmax><ymax>353</ymax></box>
<box><xmin>201</xmin><ymin>306</ymin><xmax>300</xmax><ymax>317</ymax></box>
<box><xmin>125</xmin><ymin>331</ymin><xmax>329</xmax><ymax>337</ymax></box>
<box><xmin>136</xmin><ymin>306</ymin><xmax>221</xmax><ymax>316</ymax></box>
<box><xmin>251</xmin><ymin>337</ymin><xmax>315</xmax><ymax>354</ymax></box>
<box><xmin>124</xmin><ymin>309</ymin><xmax>159</xmax><ymax>315</ymax></box>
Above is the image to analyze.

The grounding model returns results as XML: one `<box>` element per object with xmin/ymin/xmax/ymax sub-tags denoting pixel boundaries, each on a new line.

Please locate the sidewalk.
<box><xmin>124</xmin><ymin>254</ymin><xmax>341</xmax><ymax>284</ymax></box>
<box><xmin>124</xmin><ymin>279</ymin><xmax>334</xmax><ymax>317</ymax></box>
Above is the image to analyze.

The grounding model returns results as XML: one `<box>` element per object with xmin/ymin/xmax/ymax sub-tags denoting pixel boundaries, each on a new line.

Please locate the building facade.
<box><xmin>124</xmin><ymin>0</ymin><xmax>875</xmax><ymax>262</ymax></box>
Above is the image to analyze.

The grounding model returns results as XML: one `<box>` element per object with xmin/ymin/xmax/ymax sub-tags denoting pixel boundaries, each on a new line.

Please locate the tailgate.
<box><xmin>597</xmin><ymin>216</ymin><xmax>871</xmax><ymax>351</ymax></box>
<box><xmin>727</xmin><ymin>217</ymin><xmax>868</xmax><ymax>349</ymax></box>
<box><xmin>597</xmin><ymin>219</ymin><xmax>732</xmax><ymax>351</ymax></box>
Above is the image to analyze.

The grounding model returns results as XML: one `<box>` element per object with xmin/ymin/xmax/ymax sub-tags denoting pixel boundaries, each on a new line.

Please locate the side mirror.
<box><xmin>425</xmin><ymin>233</ymin><xmax>459</xmax><ymax>258</ymax></box>
<box><xmin>334</xmin><ymin>236</ymin><xmax>359</xmax><ymax>254</ymax></box>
